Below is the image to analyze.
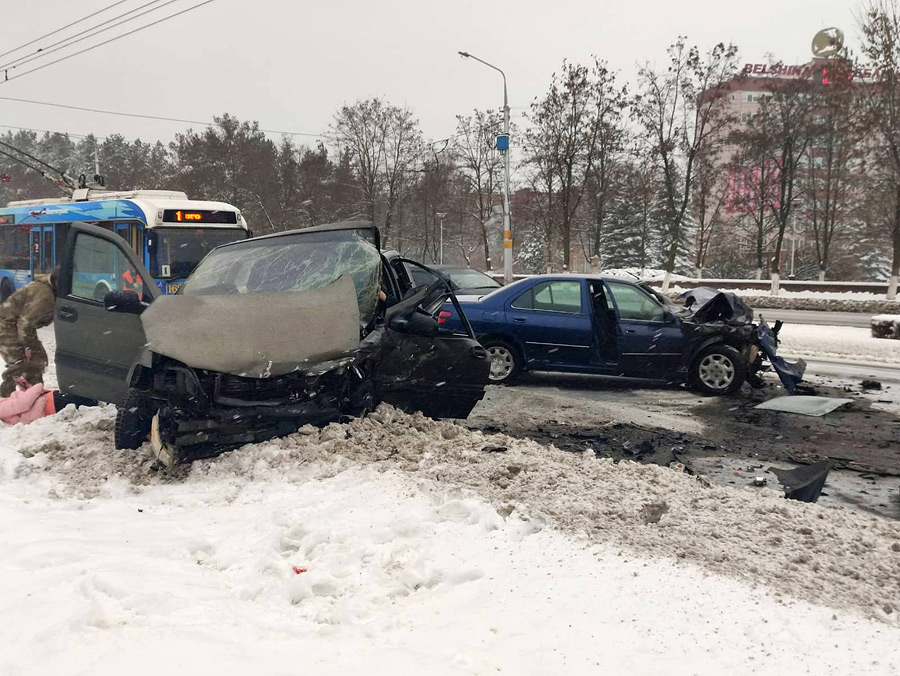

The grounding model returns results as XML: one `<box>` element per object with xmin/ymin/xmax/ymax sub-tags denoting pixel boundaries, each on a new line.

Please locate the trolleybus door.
<box><xmin>29</xmin><ymin>225</ymin><xmax>55</xmax><ymax>275</ymax></box>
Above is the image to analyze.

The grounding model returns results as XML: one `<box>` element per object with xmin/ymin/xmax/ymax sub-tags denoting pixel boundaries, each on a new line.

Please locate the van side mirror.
<box><xmin>104</xmin><ymin>290</ymin><xmax>144</xmax><ymax>314</ymax></box>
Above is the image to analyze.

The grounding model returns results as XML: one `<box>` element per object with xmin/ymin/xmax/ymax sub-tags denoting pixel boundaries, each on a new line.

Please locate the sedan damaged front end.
<box><xmin>675</xmin><ymin>287</ymin><xmax>806</xmax><ymax>394</ymax></box>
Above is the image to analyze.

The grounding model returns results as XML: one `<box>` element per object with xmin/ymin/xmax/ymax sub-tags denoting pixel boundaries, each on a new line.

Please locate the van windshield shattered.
<box><xmin>180</xmin><ymin>230</ymin><xmax>382</xmax><ymax>324</ymax></box>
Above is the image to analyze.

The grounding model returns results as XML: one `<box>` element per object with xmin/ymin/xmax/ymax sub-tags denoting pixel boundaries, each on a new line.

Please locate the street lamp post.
<box><xmin>458</xmin><ymin>51</ymin><xmax>513</xmax><ymax>283</ymax></box>
<box><xmin>436</xmin><ymin>212</ymin><xmax>447</xmax><ymax>264</ymax></box>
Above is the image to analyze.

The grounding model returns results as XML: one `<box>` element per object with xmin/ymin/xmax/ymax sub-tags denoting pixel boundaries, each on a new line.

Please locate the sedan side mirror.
<box><xmin>104</xmin><ymin>290</ymin><xmax>144</xmax><ymax>314</ymax></box>
<box><xmin>389</xmin><ymin>310</ymin><xmax>438</xmax><ymax>337</ymax></box>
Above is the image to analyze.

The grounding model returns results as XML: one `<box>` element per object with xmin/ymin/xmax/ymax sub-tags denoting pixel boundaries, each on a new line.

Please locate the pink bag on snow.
<box><xmin>0</xmin><ymin>383</ymin><xmax>55</xmax><ymax>425</ymax></box>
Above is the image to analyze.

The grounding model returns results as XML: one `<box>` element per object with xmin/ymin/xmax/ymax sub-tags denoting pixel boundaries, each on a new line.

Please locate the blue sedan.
<box><xmin>437</xmin><ymin>274</ymin><xmax>764</xmax><ymax>395</ymax></box>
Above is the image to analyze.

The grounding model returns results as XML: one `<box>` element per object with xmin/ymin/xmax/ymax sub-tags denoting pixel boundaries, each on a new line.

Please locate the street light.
<box><xmin>458</xmin><ymin>50</ymin><xmax>513</xmax><ymax>283</ymax></box>
<box><xmin>436</xmin><ymin>211</ymin><xmax>447</xmax><ymax>264</ymax></box>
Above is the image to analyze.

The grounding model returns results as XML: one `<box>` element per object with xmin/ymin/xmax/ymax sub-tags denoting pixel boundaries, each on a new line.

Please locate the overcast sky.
<box><xmin>0</xmin><ymin>0</ymin><xmax>861</xmax><ymax>148</ymax></box>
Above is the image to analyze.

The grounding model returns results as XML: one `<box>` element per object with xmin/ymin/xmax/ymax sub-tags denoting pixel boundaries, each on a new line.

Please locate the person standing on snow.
<box><xmin>0</xmin><ymin>270</ymin><xmax>57</xmax><ymax>397</ymax></box>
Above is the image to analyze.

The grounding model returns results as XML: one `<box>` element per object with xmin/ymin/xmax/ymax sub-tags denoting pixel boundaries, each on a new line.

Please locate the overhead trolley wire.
<box><xmin>0</xmin><ymin>0</ymin><xmax>176</xmax><ymax>73</ymax></box>
<box><xmin>0</xmin><ymin>0</ymin><xmax>133</xmax><ymax>61</ymax></box>
<box><xmin>1</xmin><ymin>0</ymin><xmax>220</xmax><ymax>85</ymax></box>
<box><xmin>0</xmin><ymin>95</ymin><xmax>328</xmax><ymax>139</ymax></box>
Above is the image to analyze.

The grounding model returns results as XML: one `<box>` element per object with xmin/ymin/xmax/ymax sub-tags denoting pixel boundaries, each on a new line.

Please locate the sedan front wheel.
<box><xmin>690</xmin><ymin>344</ymin><xmax>747</xmax><ymax>395</ymax></box>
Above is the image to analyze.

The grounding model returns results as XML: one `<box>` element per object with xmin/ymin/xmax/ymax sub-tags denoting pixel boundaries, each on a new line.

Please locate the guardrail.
<box><xmin>485</xmin><ymin>272</ymin><xmax>890</xmax><ymax>294</ymax></box>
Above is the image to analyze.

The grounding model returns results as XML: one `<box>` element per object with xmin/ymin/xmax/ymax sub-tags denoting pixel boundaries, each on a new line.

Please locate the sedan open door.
<box><xmin>55</xmin><ymin>223</ymin><xmax>158</xmax><ymax>405</ymax></box>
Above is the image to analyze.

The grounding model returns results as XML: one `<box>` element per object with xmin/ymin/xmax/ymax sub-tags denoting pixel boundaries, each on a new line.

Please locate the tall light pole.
<box><xmin>436</xmin><ymin>211</ymin><xmax>447</xmax><ymax>264</ymax></box>
<box><xmin>458</xmin><ymin>51</ymin><xmax>513</xmax><ymax>283</ymax></box>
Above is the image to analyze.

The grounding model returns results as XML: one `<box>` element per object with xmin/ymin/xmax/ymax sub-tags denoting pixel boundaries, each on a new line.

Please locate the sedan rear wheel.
<box><xmin>691</xmin><ymin>344</ymin><xmax>747</xmax><ymax>395</ymax></box>
<box><xmin>483</xmin><ymin>342</ymin><xmax>520</xmax><ymax>383</ymax></box>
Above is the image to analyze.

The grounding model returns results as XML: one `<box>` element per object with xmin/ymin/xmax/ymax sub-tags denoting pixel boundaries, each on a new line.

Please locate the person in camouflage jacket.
<box><xmin>0</xmin><ymin>271</ymin><xmax>57</xmax><ymax>397</ymax></box>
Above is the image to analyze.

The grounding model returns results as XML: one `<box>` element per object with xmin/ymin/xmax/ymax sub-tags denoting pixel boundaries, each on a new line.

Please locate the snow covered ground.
<box><xmin>777</xmin><ymin>324</ymin><xmax>900</xmax><ymax>365</ymax></box>
<box><xmin>2</xmin><ymin>402</ymin><xmax>900</xmax><ymax>675</ymax></box>
<box><xmin>2</xmin><ymin>328</ymin><xmax>900</xmax><ymax>674</ymax></box>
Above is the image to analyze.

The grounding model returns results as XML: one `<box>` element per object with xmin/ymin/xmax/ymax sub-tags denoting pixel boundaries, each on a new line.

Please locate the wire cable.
<box><xmin>1</xmin><ymin>0</ymin><xmax>219</xmax><ymax>85</ymax></box>
<box><xmin>0</xmin><ymin>0</ymin><xmax>174</xmax><ymax>73</ymax></box>
<box><xmin>0</xmin><ymin>123</ymin><xmax>89</xmax><ymax>139</ymax></box>
<box><xmin>0</xmin><ymin>95</ymin><xmax>327</xmax><ymax>139</ymax></box>
<box><xmin>0</xmin><ymin>147</ymin><xmax>74</xmax><ymax>191</ymax></box>
<box><xmin>0</xmin><ymin>0</ymin><xmax>133</xmax><ymax>61</ymax></box>
<box><xmin>0</xmin><ymin>139</ymin><xmax>73</xmax><ymax>179</ymax></box>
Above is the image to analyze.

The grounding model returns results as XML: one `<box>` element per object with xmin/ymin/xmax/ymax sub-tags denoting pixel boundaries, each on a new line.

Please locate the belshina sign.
<box><xmin>742</xmin><ymin>28</ymin><xmax>878</xmax><ymax>81</ymax></box>
<box><xmin>811</xmin><ymin>28</ymin><xmax>844</xmax><ymax>58</ymax></box>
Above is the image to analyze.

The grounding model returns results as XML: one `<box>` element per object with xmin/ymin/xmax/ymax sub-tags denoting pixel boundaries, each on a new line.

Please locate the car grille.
<box><xmin>214</xmin><ymin>374</ymin><xmax>298</xmax><ymax>402</ymax></box>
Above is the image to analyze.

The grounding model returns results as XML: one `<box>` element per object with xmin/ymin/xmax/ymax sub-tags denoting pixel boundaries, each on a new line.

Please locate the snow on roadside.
<box><xmin>4</xmin><ymin>404</ymin><xmax>899</xmax><ymax>631</ymax></box>
<box><xmin>775</xmin><ymin>323</ymin><xmax>900</xmax><ymax>365</ymax></box>
<box><xmin>4</xmin><ymin>460</ymin><xmax>896</xmax><ymax>676</ymax></box>
<box><xmin>2</xmin><ymin>408</ymin><xmax>900</xmax><ymax>675</ymax></box>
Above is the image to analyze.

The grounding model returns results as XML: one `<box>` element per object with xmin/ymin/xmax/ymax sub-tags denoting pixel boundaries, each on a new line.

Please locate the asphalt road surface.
<box><xmin>759</xmin><ymin>309</ymin><xmax>875</xmax><ymax>327</ymax></box>
<box><xmin>803</xmin><ymin>357</ymin><xmax>900</xmax><ymax>384</ymax></box>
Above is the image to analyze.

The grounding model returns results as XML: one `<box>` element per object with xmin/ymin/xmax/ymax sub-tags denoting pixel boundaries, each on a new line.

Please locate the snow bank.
<box><xmin>4</xmin><ymin>404</ymin><xmax>900</xmax><ymax>633</ymax></box>
<box><xmin>777</xmin><ymin>324</ymin><xmax>900</xmax><ymax>364</ymax></box>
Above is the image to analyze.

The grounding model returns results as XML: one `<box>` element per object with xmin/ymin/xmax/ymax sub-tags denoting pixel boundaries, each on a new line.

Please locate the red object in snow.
<box><xmin>291</xmin><ymin>566</ymin><xmax>307</xmax><ymax>575</ymax></box>
<box><xmin>1</xmin><ymin>174</ymin><xmax>11</xmax><ymax>183</ymax></box>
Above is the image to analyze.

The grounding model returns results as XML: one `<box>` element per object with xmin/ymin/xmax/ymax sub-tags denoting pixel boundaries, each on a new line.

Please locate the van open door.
<box><xmin>54</xmin><ymin>223</ymin><xmax>158</xmax><ymax>405</ymax></box>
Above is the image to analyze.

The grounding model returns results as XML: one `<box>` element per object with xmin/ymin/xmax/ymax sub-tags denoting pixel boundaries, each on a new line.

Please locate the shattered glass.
<box><xmin>180</xmin><ymin>231</ymin><xmax>382</xmax><ymax>326</ymax></box>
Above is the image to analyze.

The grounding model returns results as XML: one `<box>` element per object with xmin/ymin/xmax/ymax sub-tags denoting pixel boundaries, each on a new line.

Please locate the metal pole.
<box><xmin>458</xmin><ymin>51</ymin><xmax>513</xmax><ymax>283</ymax></box>
<box><xmin>437</xmin><ymin>212</ymin><xmax>446</xmax><ymax>264</ymax></box>
<box><xmin>502</xmin><ymin>89</ymin><xmax>512</xmax><ymax>284</ymax></box>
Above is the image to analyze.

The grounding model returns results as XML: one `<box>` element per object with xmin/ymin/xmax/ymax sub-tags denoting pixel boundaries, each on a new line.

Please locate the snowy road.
<box><xmin>761</xmin><ymin>308</ymin><xmax>874</xmax><ymax>327</ymax></box>
<box><xmin>804</xmin><ymin>358</ymin><xmax>900</xmax><ymax>383</ymax></box>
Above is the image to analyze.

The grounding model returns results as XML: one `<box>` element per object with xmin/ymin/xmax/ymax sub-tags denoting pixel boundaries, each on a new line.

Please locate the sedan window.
<box><xmin>606</xmin><ymin>281</ymin><xmax>666</xmax><ymax>322</ymax></box>
<box><xmin>511</xmin><ymin>281</ymin><xmax>582</xmax><ymax>314</ymax></box>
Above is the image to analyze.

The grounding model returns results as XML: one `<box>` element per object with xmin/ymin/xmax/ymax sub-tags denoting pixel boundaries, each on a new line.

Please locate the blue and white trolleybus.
<box><xmin>0</xmin><ymin>189</ymin><xmax>250</xmax><ymax>301</ymax></box>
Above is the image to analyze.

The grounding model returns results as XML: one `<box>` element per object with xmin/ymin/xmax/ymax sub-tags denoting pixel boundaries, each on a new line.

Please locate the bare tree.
<box><xmin>331</xmin><ymin>98</ymin><xmax>422</xmax><ymax>244</ymax></box>
<box><xmin>806</xmin><ymin>63</ymin><xmax>865</xmax><ymax>281</ymax></box>
<box><xmin>858</xmin><ymin>0</ymin><xmax>900</xmax><ymax>298</ymax></box>
<box><xmin>754</xmin><ymin>74</ymin><xmax>816</xmax><ymax>293</ymax></box>
<box><xmin>526</xmin><ymin>58</ymin><xmax>628</xmax><ymax>270</ymax></box>
<box><xmin>729</xmin><ymin>115</ymin><xmax>781</xmax><ymax>279</ymax></box>
<box><xmin>453</xmin><ymin>110</ymin><xmax>505</xmax><ymax>270</ymax></box>
<box><xmin>633</xmin><ymin>37</ymin><xmax>740</xmax><ymax>291</ymax></box>
<box><xmin>691</xmin><ymin>144</ymin><xmax>729</xmax><ymax>278</ymax></box>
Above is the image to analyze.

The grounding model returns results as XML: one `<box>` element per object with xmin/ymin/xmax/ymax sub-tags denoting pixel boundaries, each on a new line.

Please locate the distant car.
<box><xmin>385</xmin><ymin>257</ymin><xmax>502</xmax><ymax>296</ymax></box>
<box><xmin>438</xmin><ymin>274</ymin><xmax>804</xmax><ymax>395</ymax></box>
<box><xmin>426</xmin><ymin>266</ymin><xmax>502</xmax><ymax>296</ymax></box>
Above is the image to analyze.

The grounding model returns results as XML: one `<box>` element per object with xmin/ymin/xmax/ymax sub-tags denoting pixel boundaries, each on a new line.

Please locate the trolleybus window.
<box><xmin>0</xmin><ymin>227</ymin><xmax>29</xmax><ymax>270</ymax></box>
<box><xmin>147</xmin><ymin>228</ymin><xmax>248</xmax><ymax>279</ymax></box>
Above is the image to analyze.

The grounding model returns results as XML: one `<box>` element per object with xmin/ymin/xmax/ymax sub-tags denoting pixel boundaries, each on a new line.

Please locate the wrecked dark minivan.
<box><xmin>438</xmin><ymin>275</ymin><xmax>804</xmax><ymax>395</ymax></box>
<box><xmin>53</xmin><ymin>221</ymin><xmax>490</xmax><ymax>465</ymax></box>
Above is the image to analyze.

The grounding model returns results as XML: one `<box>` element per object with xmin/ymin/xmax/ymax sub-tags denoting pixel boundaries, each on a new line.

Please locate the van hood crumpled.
<box><xmin>141</xmin><ymin>275</ymin><xmax>360</xmax><ymax>378</ymax></box>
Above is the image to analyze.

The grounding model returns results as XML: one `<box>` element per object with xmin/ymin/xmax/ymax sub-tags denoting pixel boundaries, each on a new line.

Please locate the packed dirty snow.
<box><xmin>4</xmin><ymin>404</ymin><xmax>900</xmax><ymax>628</ymax></box>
